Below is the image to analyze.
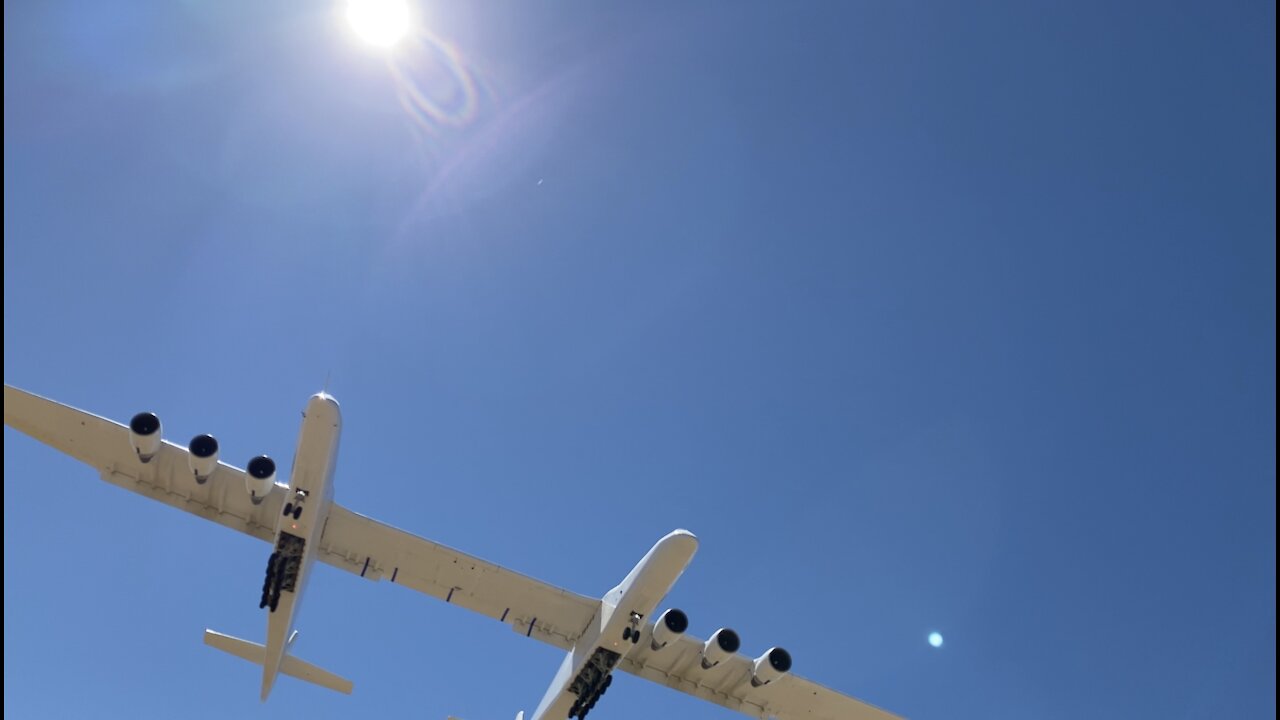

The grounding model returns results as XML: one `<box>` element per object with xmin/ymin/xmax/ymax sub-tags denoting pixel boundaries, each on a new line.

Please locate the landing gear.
<box><xmin>269</xmin><ymin>558</ymin><xmax>286</xmax><ymax>612</ymax></box>
<box><xmin>260</xmin><ymin>552</ymin><xmax>280</xmax><ymax>609</ymax></box>
<box><xmin>284</xmin><ymin>489</ymin><xmax>309</xmax><ymax>520</ymax></box>
<box><xmin>623</xmin><ymin>611</ymin><xmax>643</xmax><ymax>644</ymax></box>
<box><xmin>259</xmin><ymin>550</ymin><xmax>293</xmax><ymax>612</ymax></box>
<box><xmin>567</xmin><ymin>648</ymin><xmax>621</xmax><ymax>718</ymax></box>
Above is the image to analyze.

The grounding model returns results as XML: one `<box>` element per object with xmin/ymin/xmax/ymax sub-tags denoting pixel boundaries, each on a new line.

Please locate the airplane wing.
<box><xmin>3</xmin><ymin>385</ymin><xmax>597</xmax><ymax>648</ymax></box>
<box><xmin>619</xmin><ymin>629</ymin><xmax>902</xmax><ymax>720</ymax></box>
<box><xmin>317</xmin><ymin>504</ymin><xmax>599</xmax><ymax>649</ymax></box>
<box><xmin>3</xmin><ymin>384</ymin><xmax>287</xmax><ymax>541</ymax></box>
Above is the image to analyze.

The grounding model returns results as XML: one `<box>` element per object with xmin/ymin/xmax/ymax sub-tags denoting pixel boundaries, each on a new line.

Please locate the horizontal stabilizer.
<box><xmin>203</xmin><ymin>630</ymin><xmax>353</xmax><ymax>695</ymax></box>
<box><xmin>281</xmin><ymin>653</ymin><xmax>354</xmax><ymax>694</ymax></box>
<box><xmin>204</xmin><ymin>629</ymin><xmax>265</xmax><ymax>664</ymax></box>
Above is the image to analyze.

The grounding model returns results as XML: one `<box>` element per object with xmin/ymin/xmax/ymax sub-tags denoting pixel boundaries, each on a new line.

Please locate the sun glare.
<box><xmin>347</xmin><ymin>0</ymin><xmax>410</xmax><ymax>48</ymax></box>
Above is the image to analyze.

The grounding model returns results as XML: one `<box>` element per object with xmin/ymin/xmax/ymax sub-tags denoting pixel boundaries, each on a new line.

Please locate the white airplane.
<box><xmin>3</xmin><ymin>384</ymin><xmax>901</xmax><ymax>720</ymax></box>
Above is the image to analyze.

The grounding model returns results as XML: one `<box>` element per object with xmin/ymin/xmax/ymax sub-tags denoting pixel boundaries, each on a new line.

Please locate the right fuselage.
<box><xmin>530</xmin><ymin>529</ymin><xmax>698</xmax><ymax>720</ymax></box>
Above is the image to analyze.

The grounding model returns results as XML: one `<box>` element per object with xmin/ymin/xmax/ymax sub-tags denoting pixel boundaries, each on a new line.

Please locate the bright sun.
<box><xmin>347</xmin><ymin>0</ymin><xmax>410</xmax><ymax>48</ymax></box>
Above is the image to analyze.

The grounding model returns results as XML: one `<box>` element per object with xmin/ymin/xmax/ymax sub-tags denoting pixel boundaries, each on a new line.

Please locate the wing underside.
<box><xmin>3</xmin><ymin>384</ymin><xmax>286</xmax><ymax>540</ymax></box>
<box><xmin>317</xmin><ymin>505</ymin><xmax>599</xmax><ymax>650</ymax></box>
<box><xmin>620</xmin><ymin>629</ymin><xmax>902</xmax><ymax>720</ymax></box>
<box><xmin>3</xmin><ymin>385</ymin><xmax>598</xmax><ymax>649</ymax></box>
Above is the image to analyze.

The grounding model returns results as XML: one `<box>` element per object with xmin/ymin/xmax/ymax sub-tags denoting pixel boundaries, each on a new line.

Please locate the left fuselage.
<box><xmin>260</xmin><ymin>393</ymin><xmax>341</xmax><ymax>699</ymax></box>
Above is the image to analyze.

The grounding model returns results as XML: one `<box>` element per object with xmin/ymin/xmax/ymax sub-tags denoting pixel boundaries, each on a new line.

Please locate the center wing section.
<box><xmin>619</xmin><ymin>628</ymin><xmax>902</xmax><ymax>720</ymax></box>
<box><xmin>317</xmin><ymin>505</ymin><xmax>598</xmax><ymax>650</ymax></box>
<box><xmin>3</xmin><ymin>384</ymin><xmax>286</xmax><ymax>542</ymax></box>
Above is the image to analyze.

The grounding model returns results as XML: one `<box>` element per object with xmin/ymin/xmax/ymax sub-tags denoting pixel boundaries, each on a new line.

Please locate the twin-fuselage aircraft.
<box><xmin>3</xmin><ymin>385</ymin><xmax>899</xmax><ymax>720</ymax></box>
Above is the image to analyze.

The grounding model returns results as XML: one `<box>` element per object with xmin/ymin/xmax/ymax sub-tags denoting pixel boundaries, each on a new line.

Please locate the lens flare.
<box><xmin>388</xmin><ymin>31</ymin><xmax>482</xmax><ymax>133</ymax></box>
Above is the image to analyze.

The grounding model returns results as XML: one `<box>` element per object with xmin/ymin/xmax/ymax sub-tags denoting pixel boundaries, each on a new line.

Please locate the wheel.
<box><xmin>283</xmin><ymin>503</ymin><xmax>293</xmax><ymax>517</ymax></box>
<box><xmin>292</xmin><ymin>505</ymin><xmax>302</xmax><ymax>520</ymax></box>
<box><xmin>259</xmin><ymin>597</ymin><xmax>268</xmax><ymax>609</ymax></box>
<box><xmin>604</xmin><ymin>675</ymin><xmax>612</xmax><ymax>688</ymax></box>
<box><xmin>631</xmin><ymin>630</ymin><xmax>640</xmax><ymax>644</ymax></box>
<box><xmin>622</xmin><ymin>627</ymin><xmax>631</xmax><ymax>641</ymax></box>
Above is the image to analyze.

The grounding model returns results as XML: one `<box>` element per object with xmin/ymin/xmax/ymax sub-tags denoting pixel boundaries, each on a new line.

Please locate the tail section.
<box><xmin>203</xmin><ymin>630</ymin><xmax>353</xmax><ymax>698</ymax></box>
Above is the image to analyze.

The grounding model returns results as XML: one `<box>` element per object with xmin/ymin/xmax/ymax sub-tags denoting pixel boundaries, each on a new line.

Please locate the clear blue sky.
<box><xmin>3</xmin><ymin>2</ymin><xmax>1275</xmax><ymax>718</ymax></box>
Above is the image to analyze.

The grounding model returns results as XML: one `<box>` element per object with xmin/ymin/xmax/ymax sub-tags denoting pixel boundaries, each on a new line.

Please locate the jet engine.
<box><xmin>750</xmin><ymin>647</ymin><xmax>792</xmax><ymax>687</ymax></box>
<box><xmin>700</xmin><ymin>627</ymin><xmax>740</xmax><ymax>669</ymax></box>
<box><xmin>187</xmin><ymin>434</ymin><xmax>219</xmax><ymax>483</ymax></box>
<box><xmin>245</xmin><ymin>455</ymin><xmax>276</xmax><ymax>503</ymax></box>
<box><xmin>129</xmin><ymin>412</ymin><xmax>162</xmax><ymax>462</ymax></box>
<box><xmin>650</xmin><ymin>608</ymin><xmax>689</xmax><ymax>652</ymax></box>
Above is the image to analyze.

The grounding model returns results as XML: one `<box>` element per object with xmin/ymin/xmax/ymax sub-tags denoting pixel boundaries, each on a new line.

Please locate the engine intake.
<box><xmin>650</xmin><ymin>608</ymin><xmax>688</xmax><ymax>651</ymax></box>
<box><xmin>187</xmin><ymin>434</ymin><xmax>219</xmax><ymax>483</ymax></box>
<box><xmin>700</xmin><ymin>627</ymin><xmax>740</xmax><ymax>669</ymax></box>
<box><xmin>245</xmin><ymin>455</ymin><xmax>276</xmax><ymax>503</ymax></box>
<box><xmin>750</xmin><ymin>646</ymin><xmax>792</xmax><ymax>687</ymax></box>
<box><xmin>129</xmin><ymin>412</ymin><xmax>162</xmax><ymax>463</ymax></box>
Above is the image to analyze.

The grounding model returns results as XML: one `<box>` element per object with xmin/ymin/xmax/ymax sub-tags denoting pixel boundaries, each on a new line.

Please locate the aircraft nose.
<box><xmin>661</xmin><ymin>529</ymin><xmax>700</xmax><ymax>557</ymax></box>
<box><xmin>307</xmin><ymin>393</ymin><xmax>342</xmax><ymax>423</ymax></box>
<box><xmin>312</xmin><ymin>392</ymin><xmax>340</xmax><ymax>408</ymax></box>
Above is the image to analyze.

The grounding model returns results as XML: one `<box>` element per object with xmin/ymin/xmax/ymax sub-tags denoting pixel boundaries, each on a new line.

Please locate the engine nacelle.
<box><xmin>187</xmin><ymin>434</ymin><xmax>219</xmax><ymax>483</ymax></box>
<box><xmin>129</xmin><ymin>412</ymin><xmax>162</xmax><ymax>463</ymax></box>
<box><xmin>750</xmin><ymin>647</ymin><xmax>792</xmax><ymax>687</ymax></box>
<box><xmin>650</xmin><ymin>608</ymin><xmax>689</xmax><ymax>652</ymax></box>
<box><xmin>245</xmin><ymin>455</ymin><xmax>276</xmax><ymax>503</ymax></box>
<box><xmin>700</xmin><ymin>627</ymin><xmax>740</xmax><ymax>669</ymax></box>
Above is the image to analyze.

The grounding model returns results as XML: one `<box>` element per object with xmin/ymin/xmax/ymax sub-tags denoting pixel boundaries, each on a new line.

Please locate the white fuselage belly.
<box><xmin>531</xmin><ymin>530</ymin><xmax>698</xmax><ymax>720</ymax></box>
<box><xmin>261</xmin><ymin>393</ymin><xmax>341</xmax><ymax>699</ymax></box>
